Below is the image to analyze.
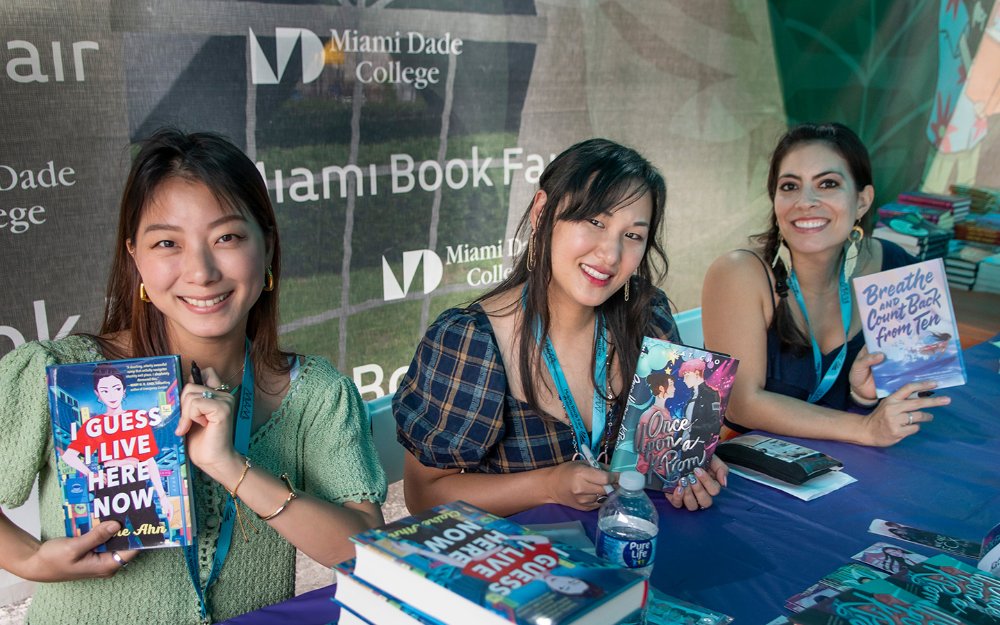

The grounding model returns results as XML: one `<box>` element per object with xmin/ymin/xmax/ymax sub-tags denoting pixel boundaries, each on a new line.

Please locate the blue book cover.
<box><xmin>791</xmin><ymin>578</ymin><xmax>969</xmax><ymax>625</ymax></box>
<box><xmin>852</xmin><ymin>258</ymin><xmax>967</xmax><ymax>398</ymax></box>
<box><xmin>350</xmin><ymin>501</ymin><xmax>646</xmax><ymax>625</ymax></box>
<box><xmin>886</xmin><ymin>554</ymin><xmax>1000</xmax><ymax>625</ymax></box>
<box><xmin>46</xmin><ymin>356</ymin><xmax>195</xmax><ymax>551</ymax></box>
<box><xmin>609</xmin><ymin>337</ymin><xmax>738</xmax><ymax>490</ymax></box>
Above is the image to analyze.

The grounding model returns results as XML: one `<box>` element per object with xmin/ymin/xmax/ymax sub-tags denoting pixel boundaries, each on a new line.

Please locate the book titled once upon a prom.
<box><xmin>349</xmin><ymin>501</ymin><xmax>646</xmax><ymax>625</ymax></box>
<box><xmin>609</xmin><ymin>337</ymin><xmax>738</xmax><ymax>490</ymax></box>
<box><xmin>886</xmin><ymin>554</ymin><xmax>1000</xmax><ymax>625</ymax></box>
<box><xmin>789</xmin><ymin>578</ymin><xmax>968</xmax><ymax>625</ymax></box>
<box><xmin>852</xmin><ymin>258</ymin><xmax>967</xmax><ymax>398</ymax></box>
<box><xmin>46</xmin><ymin>356</ymin><xmax>195</xmax><ymax>551</ymax></box>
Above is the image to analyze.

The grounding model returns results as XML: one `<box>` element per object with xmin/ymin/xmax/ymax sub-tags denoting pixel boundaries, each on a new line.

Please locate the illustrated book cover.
<box><xmin>349</xmin><ymin>500</ymin><xmax>646</xmax><ymax>625</ymax></box>
<box><xmin>334</xmin><ymin>558</ymin><xmax>446</xmax><ymax>625</ymax></box>
<box><xmin>789</xmin><ymin>578</ymin><xmax>969</xmax><ymax>625</ymax></box>
<box><xmin>885</xmin><ymin>554</ymin><xmax>1000</xmax><ymax>625</ymax></box>
<box><xmin>46</xmin><ymin>356</ymin><xmax>195</xmax><ymax>551</ymax></box>
<box><xmin>852</xmin><ymin>258</ymin><xmax>967</xmax><ymax>398</ymax></box>
<box><xmin>609</xmin><ymin>337</ymin><xmax>738</xmax><ymax>490</ymax></box>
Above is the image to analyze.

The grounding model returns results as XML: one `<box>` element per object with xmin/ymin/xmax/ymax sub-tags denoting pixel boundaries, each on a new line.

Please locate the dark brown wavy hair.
<box><xmin>93</xmin><ymin>128</ymin><xmax>291</xmax><ymax>381</ymax></box>
<box><xmin>754</xmin><ymin>122</ymin><xmax>875</xmax><ymax>354</ymax></box>
<box><xmin>474</xmin><ymin>138</ymin><xmax>668</xmax><ymax>445</ymax></box>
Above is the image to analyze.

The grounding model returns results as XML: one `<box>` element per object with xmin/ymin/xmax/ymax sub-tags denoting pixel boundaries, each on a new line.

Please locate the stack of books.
<box><xmin>975</xmin><ymin>253</ymin><xmax>1000</xmax><ymax>295</ymax></box>
<box><xmin>897</xmin><ymin>190</ymin><xmax>971</xmax><ymax>223</ymax></box>
<box><xmin>944</xmin><ymin>242</ymin><xmax>1000</xmax><ymax>290</ymax></box>
<box><xmin>951</xmin><ymin>183</ymin><xmax>1000</xmax><ymax>214</ymax></box>
<box><xmin>333</xmin><ymin>501</ymin><xmax>647</xmax><ymax>625</ymax></box>
<box><xmin>873</xmin><ymin>211</ymin><xmax>951</xmax><ymax>260</ymax></box>
<box><xmin>955</xmin><ymin>212</ymin><xmax>1000</xmax><ymax>245</ymax></box>
<box><xmin>879</xmin><ymin>202</ymin><xmax>954</xmax><ymax>231</ymax></box>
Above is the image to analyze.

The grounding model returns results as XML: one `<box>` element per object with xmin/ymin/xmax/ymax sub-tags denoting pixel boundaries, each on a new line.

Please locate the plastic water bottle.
<box><xmin>595</xmin><ymin>470</ymin><xmax>659</xmax><ymax>578</ymax></box>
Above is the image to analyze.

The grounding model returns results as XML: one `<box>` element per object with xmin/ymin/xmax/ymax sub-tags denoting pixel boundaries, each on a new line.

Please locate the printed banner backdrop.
<box><xmin>2</xmin><ymin>0</ymin><xmax>999</xmax><ymax>407</ymax></box>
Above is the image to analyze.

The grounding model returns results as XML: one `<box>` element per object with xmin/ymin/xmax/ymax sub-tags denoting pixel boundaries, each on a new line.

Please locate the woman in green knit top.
<box><xmin>0</xmin><ymin>129</ymin><xmax>387</xmax><ymax>624</ymax></box>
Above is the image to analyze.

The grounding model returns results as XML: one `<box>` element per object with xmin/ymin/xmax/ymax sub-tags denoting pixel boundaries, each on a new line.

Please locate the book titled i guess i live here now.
<box><xmin>852</xmin><ymin>258</ymin><xmax>967</xmax><ymax>398</ymax></box>
<box><xmin>347</xmin><ymin>500</ymin><xmax>647</xmax><ymax>625</ymax></box>
<box><xmin>46</xmin><ymin>356</ymin><xmax>195</xmax><ymax>552</ymax></box>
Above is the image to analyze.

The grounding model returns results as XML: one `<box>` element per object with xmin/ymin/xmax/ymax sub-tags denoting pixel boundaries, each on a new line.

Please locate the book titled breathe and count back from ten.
<box><xmin>851</xmin><ymin>258</ymin><xmax>967</xmax><ymax>398</ymax></box>
<box><xmin>46</xmin><ymin>356</ymin><xmax>195</xmax><ymax>552</ymax></box>
<box><xmin>347</xmin><ymin>500</ymin><xmax>646</xmax><ymax>625</ymax></box>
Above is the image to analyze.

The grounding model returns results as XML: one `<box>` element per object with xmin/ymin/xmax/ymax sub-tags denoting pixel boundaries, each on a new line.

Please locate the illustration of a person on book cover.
<box><xmin>59</xmin><ymin>365</ymin><xmax>173</xmax><ymax>550</ymax></box>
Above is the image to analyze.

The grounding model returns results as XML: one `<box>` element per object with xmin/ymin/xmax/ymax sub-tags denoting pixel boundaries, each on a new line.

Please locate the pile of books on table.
<box><xmin>897</xmin><ymin>190</ymin><xmax>970</xmax><ymax>224</ymax></box>
<box><xmin>955</xmin><ymin>212</ymin><xmax>1000</xmax><ymax>246</ymax></box>
<box><xmin>944</xmin><ymin>242</ymin><xmax>1000</xmax><ymax>290</ymax></box>
<box><xmin>873</xmin><ymin>210</ymin><xmax>951</xmax><ymax>260</ymax></box>
<box><xmin>951</xmin><ymin>183</ymin><xmax>1000</xmax><ymax>214</ymax></box>
<box><xmin>333</xmin><ymin>501</ymin><xmax>647</xmax><ymax>625</ymax></box>
<box><xmin>975</xmin><ymin>253</ymin><xmax>1000</xmax><ymax>294</ymax></box>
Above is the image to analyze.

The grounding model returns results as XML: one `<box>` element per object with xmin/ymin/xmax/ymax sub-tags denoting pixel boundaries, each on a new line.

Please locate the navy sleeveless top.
<box><xmin>737</xmin><ymin>241</ymin><xmax>916</xmax><ymax>427</ymax></box>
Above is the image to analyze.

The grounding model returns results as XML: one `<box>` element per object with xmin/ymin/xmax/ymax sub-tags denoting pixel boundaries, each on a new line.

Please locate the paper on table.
<box><xmin>729</xmin><ymin>465</ymin><xmax>856</xmax><ymax>501</ymax></box>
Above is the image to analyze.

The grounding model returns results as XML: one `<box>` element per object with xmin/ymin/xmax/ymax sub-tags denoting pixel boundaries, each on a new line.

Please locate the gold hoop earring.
<box><xmin>264</xmin><ymin>266</ymin><xmax>275</xmax><ymax>292</ymax></box>
<box><xmin>526</xmin><ymin>235</ymin><xmax>536</xmax><ymax>272</ymax></box>
<box><xmin>139</xmin><ymin>283</ymin><xmax>151</xmax><ymax>303</ymax></box>
<box><xmin>844</xmin><ymin>224</ymin><xmax>864</xmax><ymax>278</ymax></box>
<box><xmin>623</xmin><ymin>277</ymin><xmax>630</xmax><ymax>302</ymax></box>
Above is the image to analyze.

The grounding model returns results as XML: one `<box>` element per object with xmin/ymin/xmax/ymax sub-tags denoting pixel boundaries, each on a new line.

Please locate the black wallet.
<box><xmin>715</xmin><ymin>435</ymin><xmax>843</xmax><ymax>485</ymax></box>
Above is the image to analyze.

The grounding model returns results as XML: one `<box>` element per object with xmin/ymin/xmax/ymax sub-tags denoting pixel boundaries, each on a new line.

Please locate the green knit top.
<box><xmin>0</xmin><ymin>335</ymin><xmax>387</xmax><ymax>625</ymax></box>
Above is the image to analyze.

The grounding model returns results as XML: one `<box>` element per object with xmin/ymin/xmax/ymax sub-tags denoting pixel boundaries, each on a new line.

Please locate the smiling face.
<box><xmin>539</xmin><ymin>189</ymin><xmax>652</xmax><ymax>314</ymax></box>
<box><xmin>128</xmin><ymin>177</ymin><xmax>271</xmax><ymax>349</ymax></box>
<box><xmin>95</xmin><ymin>374</ymin><xmax>125</xmax><ymax>412</ymax></box>
<box><xmin>773</xmin><ymin>141</ymin><xmax>873</xmax><ymax>258</ymax></box>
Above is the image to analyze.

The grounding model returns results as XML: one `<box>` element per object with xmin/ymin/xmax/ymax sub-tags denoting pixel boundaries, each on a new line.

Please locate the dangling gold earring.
<box><xmin>526</xmin><ymin>234</ymin><xmax>536</xmax><ymax>272</ymax></box>
<box><xmin>139</xmin><ymin>283</ymin><xmax>151</xmax><ymax>303</ymax></box>
<box><xmin>844</xmin><ymin>224</ymin><xmax>864</xmax><ymax>278</ymax></box>
<box><xmin>623</xmin><ymin>277</ymin><xmax>630</xmax><ymax>302</ymax></box>
<box><xmin>264</xmin><ymin>266</ymin><xmax>275</xmax><ymax>291</ymax></box>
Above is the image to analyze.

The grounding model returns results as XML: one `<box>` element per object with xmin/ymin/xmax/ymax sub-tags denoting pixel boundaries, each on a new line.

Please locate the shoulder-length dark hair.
<box><xmin>753</xmin><ymin>122</ymin><xmax>874</xmax><ymax>354</ymax></box>
<box><xmin>475</xmin><ymin>138</ymin><xmax>668</xmax><ymax>430</ymax></box>
<box><xmin>94</xmin><ymin>128</ymin><xmax>291</xmax><ymax>379</ymax></box>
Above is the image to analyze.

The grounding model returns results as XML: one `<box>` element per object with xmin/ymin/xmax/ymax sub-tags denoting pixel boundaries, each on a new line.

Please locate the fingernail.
<box><xmin>687</xmin><ymin>473</ymin><xmax>697</xmax><ymax>485</ymax></box>
<box><xmin>694</xmin><ymin>467</ymin><xmax>706</xmax><ymax>477</ymax></box>
<box><xmin>675</xmin><ymin>485</ymin><xmax>684</xmax><ymax>495</ymax></box>
<box><xmin>918</xmin><ymin>390</ymin><xmax>935</xmax><ymax>397</ymax></box>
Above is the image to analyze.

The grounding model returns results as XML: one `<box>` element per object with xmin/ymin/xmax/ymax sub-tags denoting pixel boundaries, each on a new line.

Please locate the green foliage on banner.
<box><xmin>768</xmin><ymin>0</ymin><xmax>943</xmax><ymax>200</ymax></box>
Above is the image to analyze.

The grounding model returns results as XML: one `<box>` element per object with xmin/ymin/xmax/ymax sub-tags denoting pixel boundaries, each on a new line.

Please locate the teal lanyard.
<box><xmin>787</xmin><ymin>265</ymin><xmax>852</xmax><ymax>403</ymax></box>
<box><xmin>183</xmin><ymin>340</ymin><xmax>254</xmax><ymax>621</ymax></box>
<box><xmin>533</xmin><ymin>314</ymin><xmax>609</xmax><ymax>457</ymax></box>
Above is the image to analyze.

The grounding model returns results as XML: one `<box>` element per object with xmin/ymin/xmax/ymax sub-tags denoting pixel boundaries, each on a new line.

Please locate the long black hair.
<box><xmin>754</xmin><ymin>122</ymin><xmax>874</xmax><ymax>354</ymax></box>
<box><xmin>474</xmin><ymin>138</ymin><xmax>668</xmax><ymax>432</ymax></box>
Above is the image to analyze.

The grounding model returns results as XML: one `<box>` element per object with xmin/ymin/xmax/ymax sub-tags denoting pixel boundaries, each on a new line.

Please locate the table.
<box><xmin>221</xmin><ymin>335</ymin><xmax>1000</xmax><ymax>625</ymax></box>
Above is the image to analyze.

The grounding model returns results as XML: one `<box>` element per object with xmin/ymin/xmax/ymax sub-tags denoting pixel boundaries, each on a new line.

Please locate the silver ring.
<box><xmin>699</xmin><ymin>505</ymin><xmax>706</xmax><ymax>510</ymax></box>
<box><xmin>214</xmin><ymin>384</ymin><xmax>231</xmax><ymax>393</ymax></box>
<box><xmin>906</xmin><ymin>413</ymin><xmax>914</xmax><ymax>426</ymax></box>
<box><xmin>111</xmin><ymin>550</ymin><xmax>128</xmax><ymax>568</ymax></box>
<box><xmin>201</xmin><ymin>390</ymin><xmax>215</xmax><ymax>400</ymax></box>
<box><xmin>596</xmin><ymin>494</ymin><xmax>608</xmax><ymax>505</ymax></box>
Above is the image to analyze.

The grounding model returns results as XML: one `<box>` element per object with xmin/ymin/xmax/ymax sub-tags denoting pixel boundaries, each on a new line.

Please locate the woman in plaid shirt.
<box><xmin>394</xmin><ymin>138</ymin><xmax>729</xmax><ymax>516</ymax></box>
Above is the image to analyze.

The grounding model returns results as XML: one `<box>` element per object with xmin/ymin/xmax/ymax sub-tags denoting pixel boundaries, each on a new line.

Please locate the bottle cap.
<box><xmin>618</xmin><ymin>470</ymin><xmax>645</xmax><ymax>491</ymax></box>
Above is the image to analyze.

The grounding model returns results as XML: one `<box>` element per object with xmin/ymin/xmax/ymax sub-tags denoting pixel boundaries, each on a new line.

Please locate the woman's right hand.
<box><xmin>861</xmin><ymin>380</ymin><xmax>950</xmax><ymax>446</ymax></box>
<box><xmin>544</xmin><ymin>461</ymin><xmax>614</xmax><ymax>511</ymax></box>
<box><xmin>25</xmin><ymin>520</ymin><xmax>138</xmax><ymax>582</ymax></box>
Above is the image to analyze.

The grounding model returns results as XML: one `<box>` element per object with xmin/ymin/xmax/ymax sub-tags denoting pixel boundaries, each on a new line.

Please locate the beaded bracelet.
<box><xmin>260</xmin><ymin>474</ymin><xmax>298</xmax><ymax>521</ymax></box>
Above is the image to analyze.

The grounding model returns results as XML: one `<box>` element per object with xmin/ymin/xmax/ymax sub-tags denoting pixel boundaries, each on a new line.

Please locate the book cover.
<box><xmin>852</xmin><ymin>258</ymin><xmax>967</xmax><ymax>398</ymax></box>
<box><xmin>334</xmin><ymin>559</ymin><xmax>446</xmax><ymax>625</ymax></box>
<box><xmin>790</xmin><ymin>578</ymin><xmax>970</xmax><ymax>625</ymax></box>
<box><xmin>46</xmin><ymin>356</ymin><xmax>195</xmax><ymax>551</ymax></box>
<box><xmin>886</xmin><ymin>554</ymin><xmax>1000</xmax><ymax>625</ymax></box>
<box><xmin>609</xmin><ymin>337</ymin><xmax>738</xmax><ymax>490</ymax></box>
<box><xmin>350</xmin><ymin>501</ymin><xmax>646</xmax><ymax>625</ymax></box>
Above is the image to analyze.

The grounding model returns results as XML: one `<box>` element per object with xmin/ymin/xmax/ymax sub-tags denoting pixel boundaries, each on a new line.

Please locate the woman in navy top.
<box><xmin>702</xmin><ymin>123</ymin><xmax>951</xmax><ymax>446</ymax></box>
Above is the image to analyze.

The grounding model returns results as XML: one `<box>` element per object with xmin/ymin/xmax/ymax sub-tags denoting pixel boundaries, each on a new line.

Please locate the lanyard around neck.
<box><xmin>533</xmin><ymin>315</ymin><xmax>609</xmax><ymax>457</ymax></box>
<box><xmin>787</xmin><ymin>264</ymin><xmax>852</xmax><ymax>403</ymax></box>
<box><xmin>184</xmin><ymin>339</ymin><xmax>254</xmax><ymax>621</ymax></box>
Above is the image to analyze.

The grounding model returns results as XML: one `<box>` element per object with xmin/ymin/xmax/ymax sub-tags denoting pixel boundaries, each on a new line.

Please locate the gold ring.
<box><xmin>111</xmin><ymin>550</ymin><xmax>128</xmax><ymax>568</ymax></box>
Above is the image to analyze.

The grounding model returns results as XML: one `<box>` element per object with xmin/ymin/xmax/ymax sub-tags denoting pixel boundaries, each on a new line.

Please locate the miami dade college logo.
<box><xmin>382</xmin><ymin>250</ymin><xmax>443</xmax><ymax>301</ymax></box>
<box><xmin>248</xmin><ymin>27</ymin><xmax>324</xmax><ymax>85</ymax></box>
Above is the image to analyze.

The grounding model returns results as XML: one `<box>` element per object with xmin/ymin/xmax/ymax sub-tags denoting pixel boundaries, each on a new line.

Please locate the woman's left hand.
<box><xmin>176</xmin><ymin>368</ymin><xmax>240</xmax><ymax>478</ymax></box>
<box><xmin>848</xmin><ymin>346</ymin><xmax>884</xmax><ymax>405</ymax></box>
<box><xmin>665</xmin><ymin>455</ymin><xmax>728</xmax><ymax>511</ymax></box>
